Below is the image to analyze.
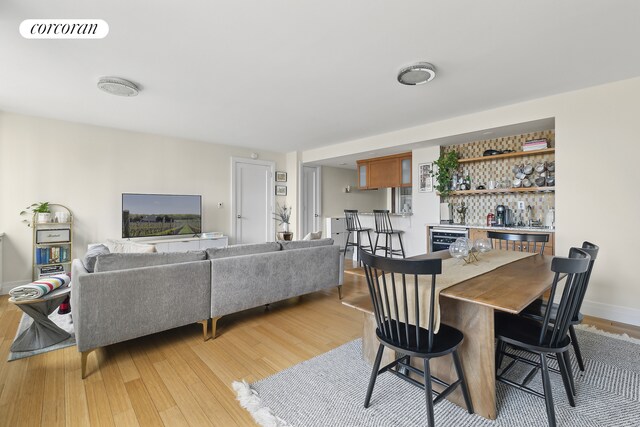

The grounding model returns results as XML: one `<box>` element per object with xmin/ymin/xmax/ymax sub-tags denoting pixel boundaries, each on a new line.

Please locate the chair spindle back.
<box><xmin>344</xmin><ymin>210</ymin><xmax>363</xmax><ymax>232</ymax></box>
<box><xmin>373</xmin><ymin>210</ymin><xmax>394</xmax><ymax>234</ymax></box>
<box><xmin>487</xmin><ymin>231</ymin><xmax>548</xmax><ymax>254</ymax></box>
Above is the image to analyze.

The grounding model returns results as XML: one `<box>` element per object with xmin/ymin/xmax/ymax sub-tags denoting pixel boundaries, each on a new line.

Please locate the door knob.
<box><xmin>314</xmin><ymin>214</ymin><xmax>319</xmax><ymax>217</ymax></box>
<box><xmin>237</xmin><ymin>215</ymin><xmax>241</xmax><ymax>219</ymax></box>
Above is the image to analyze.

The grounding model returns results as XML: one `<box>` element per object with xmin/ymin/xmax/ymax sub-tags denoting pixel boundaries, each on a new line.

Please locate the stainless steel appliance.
<box><xmin>496</xmin><ymin>205</ymin><xmax>506</xmax><ymax>226</ymax></box>
<box><xmin>430</xmin><ymin>227</ymin><xmax>469</xmax><ymax>252</ymax></box>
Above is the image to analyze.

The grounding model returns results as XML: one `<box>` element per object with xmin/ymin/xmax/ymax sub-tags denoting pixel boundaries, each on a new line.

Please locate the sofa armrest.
<box><xmin>72</xmin><ymin>260</ymin><xmax>211</xmax><ymax>351</ymax></box>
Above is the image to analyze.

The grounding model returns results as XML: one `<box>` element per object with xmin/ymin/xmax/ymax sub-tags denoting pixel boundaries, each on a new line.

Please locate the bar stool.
<box><xmin>344</xmin><ymin>210</ymin><xmax>373</xmax><ymax>265</ymax></box>
<box><xmin>372</xmin><ymin>209</ymin><xmax>406</xmax><ymax>258</ymax></box>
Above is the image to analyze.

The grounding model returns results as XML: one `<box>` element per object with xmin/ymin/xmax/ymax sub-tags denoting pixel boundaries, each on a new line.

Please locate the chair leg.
<box><xmin>423</xmin><ymin>358</ymin><xmax>436</xmax><ymax>427</ymax></box>
<box><xmin>211</xmin><ymin>316</ymin><xmax>222</xmax><ymax>339</ymax></box>
<box><xmin>556</xmin><ymin>351</ymin><xmax>576</xmax><ymax>407</ymax></box>
<box><xmin>398</xmin><ymin>233</ymin><xmax>406</xmax><ymax>258</ymax></box>
<box><xmin>452</xmin><ymin>349</ymin><xmax>474</xmax><ymax>414</ymax></box>
<box><xmin>373</xmin><ymin>234</ymin><xmax>380</xmax><ymax>256</ymax></box>
<box><xmin>337</xmin><ymin>285</ymin><xmax>343</xmax><ymax>300</ymax></box>
<box><xmin>367</xmin><ymin>230</ymin><xmax>374</xmax><ymax>253</ymax></box>
<box><xmin>385</xmin><ymin>234</ymin><xmax>389</xmax><ymax>258</ymax></box>
<box><xmin>569</xmin><ymin>325</ymin><xmax>585</xmax><ymax>372</ymax></box>
<box><xmin>343</xmin><ymin>231</ymin><xmax>351</xmax><ymax>258</ymax></box>
<box><xmin>364</xmin><ymin>344</ymin><xmax>385</xmax><ymax>408</ymax></box>
<box><xmin>389</xmin><ymin>234</ymin><xmax>394</xmax><ymax>258</ymax></box>
<box><xmin>495</xmin><ymin>340</ymin><xmax>506</xmax><ymax>373</ymax></box>
<box><xmin>540</xmin><ymin>353</ymin><xmax>557</xmax><ymax>427</ymax></box>
<box><xmin>562</xmin><ymin>350</ymin><xmax>577</xmax><ymax>396</ymax></box>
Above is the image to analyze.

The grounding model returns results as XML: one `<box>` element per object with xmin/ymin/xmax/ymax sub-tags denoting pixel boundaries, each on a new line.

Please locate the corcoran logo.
<box><xmin>19</xmin><ymin>19</ymin><xmax>109</xmax><ymax>39</ymax></box>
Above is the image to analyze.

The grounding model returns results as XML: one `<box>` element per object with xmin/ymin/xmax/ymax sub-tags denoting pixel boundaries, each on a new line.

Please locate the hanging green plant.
<box><xmin>434</xmin><ymin>151</ymin><xmax>459</xmax><ymax>197</ymax></box>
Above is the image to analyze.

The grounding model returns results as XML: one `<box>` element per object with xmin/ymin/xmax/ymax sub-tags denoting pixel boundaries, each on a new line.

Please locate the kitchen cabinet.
<box><xmin>357</xmin><ymin>152</ymin><xmax>411</xmax><ymax>189</ymax></box>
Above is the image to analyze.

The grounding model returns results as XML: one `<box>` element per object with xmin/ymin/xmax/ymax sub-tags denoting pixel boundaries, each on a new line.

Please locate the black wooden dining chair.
<box><xmin>344</xmin><ymin>210</ymin><xmax>374</xmax><ymax>266</ymax></box>
<box><xmin>494</xmin><ymin>248</ymin><xmax>591</xmax><ymax>427</ymax></box>
<box><xmin>372</xmin><ymin>209</ymin><xmax>406</xmax><ymax>258</ymax></box>
<box><xmin>521</xmin><ymin>242</ymin><xmax>599</xmax><ymax>372</ymax></box>
<box><xmin>360</xmin><ymin>249</ymin><xmax>473</xmax><ymax>427</ymax></box>
<box><xmin>487</xmin><ymin>231</ymin><xmax>548</xmax><ymax>254</ymax></box>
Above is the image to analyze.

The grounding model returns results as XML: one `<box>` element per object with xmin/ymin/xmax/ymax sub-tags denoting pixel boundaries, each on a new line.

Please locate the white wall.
<box><xmin>0</xmin><ymin>112</ymin><xmax>286</xmax><ymax>289</ymax></box>
<box><xmin>320</xmin><ymin>166</ymin><xmax>387</xmax><ymax>236</ymax></box>
<box><xmin>303</xmin><ymin>77</ymin><xmax>640</xmax><ymax>326</ymax></box>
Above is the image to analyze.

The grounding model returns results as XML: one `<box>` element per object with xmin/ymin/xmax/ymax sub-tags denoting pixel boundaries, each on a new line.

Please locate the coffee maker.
<box><xmin>496</xmin><ymin>205</ymin><xmax>506</xmax><ymax>226</ymax></box>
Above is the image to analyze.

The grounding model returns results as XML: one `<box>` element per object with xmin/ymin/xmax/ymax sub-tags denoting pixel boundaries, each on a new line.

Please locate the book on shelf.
<box><xmin>37</xmin><ymin>264</ymin><xmax>65</xmax><ymax>277</ymax></box>
<box><xmin>35</xmin><ymin>246</ymin><xmax>70</xmax><ymax>265</ymax></box>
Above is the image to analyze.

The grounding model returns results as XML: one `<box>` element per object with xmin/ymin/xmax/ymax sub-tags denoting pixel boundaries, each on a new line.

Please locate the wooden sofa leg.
<box><xmin>211</xmin><ymin>316</ymin><xmax>221</xmax><ymax>339</ymax></box>
<box><xmin>81</xmin><ymin>349</ymin><xmax>95</xmax><ymax>379</ymax></box>
<box><xmin>200</xmin><ymin>319</ymin><xmax>211</xmax><ymax>341</ymax></box>
<box><xmin>337</xmin><ymin>285</ymin><xmax>343</xmax><ymax>300</ymax></box>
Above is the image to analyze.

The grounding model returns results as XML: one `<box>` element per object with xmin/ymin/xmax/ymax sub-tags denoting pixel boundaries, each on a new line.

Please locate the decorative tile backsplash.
<box><xmin>442</xmin><ymin>130</ymin><xmax>556</xmax><ymax>225</ymax></box>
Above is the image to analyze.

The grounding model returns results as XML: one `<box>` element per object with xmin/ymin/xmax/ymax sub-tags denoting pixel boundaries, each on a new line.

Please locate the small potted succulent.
<box><xmin>20</xmin><ymin>202</ymin><xmax>52</xmax><ymax>225</ymax></box>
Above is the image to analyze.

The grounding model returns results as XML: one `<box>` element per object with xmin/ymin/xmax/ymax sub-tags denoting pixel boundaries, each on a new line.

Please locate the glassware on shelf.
<box><xmin>474</xmin><ymin>238</ymin><xmax>492</xmax><ymax>253</ymax></box>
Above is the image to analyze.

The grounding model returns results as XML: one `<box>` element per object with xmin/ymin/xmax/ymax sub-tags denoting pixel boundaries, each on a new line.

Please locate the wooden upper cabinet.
<box><xmin>356</xmin><ymin>152</ymin><xmax>411</xmax><ymax>189</ymax></box>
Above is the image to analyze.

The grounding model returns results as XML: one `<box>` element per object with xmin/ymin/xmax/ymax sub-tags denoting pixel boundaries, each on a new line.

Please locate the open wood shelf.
<box><xmin>440</xmin><ymin>186</ymin><xmax>555</xmax><ymax>196</ymax></box>
<box><xmin>458</xmin><ymin>148</ymin><xmax>555</xmax><ymax>164</ymax></box>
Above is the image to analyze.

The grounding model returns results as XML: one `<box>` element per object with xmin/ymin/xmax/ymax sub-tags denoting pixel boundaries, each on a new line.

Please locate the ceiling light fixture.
<box><xmin>397</xmin><ymin>62</ymin><xmax>436</xmax><ymax>86</ymax></box>
<box><xmin>97</xmin><ymin>77</ymin><xmax>139</xmax><ymax>97</ymax></box>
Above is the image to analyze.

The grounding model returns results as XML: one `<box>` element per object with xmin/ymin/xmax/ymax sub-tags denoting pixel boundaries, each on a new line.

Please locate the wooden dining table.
<box><xmin>343</xmin><ymin>251</ymin><xmax>556</xmax><ymax>420</ymax></box>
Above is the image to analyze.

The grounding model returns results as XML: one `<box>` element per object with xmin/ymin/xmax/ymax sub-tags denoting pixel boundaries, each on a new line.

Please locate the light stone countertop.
<box><xmin>359</xmin><ymin>212</ymin><xmax>413</xmax><ymax>217</ymax></box>
<box><xmin>426</xmin><ymin>223</ymin><xmax>555</xmax><ymax>233</ymax></box>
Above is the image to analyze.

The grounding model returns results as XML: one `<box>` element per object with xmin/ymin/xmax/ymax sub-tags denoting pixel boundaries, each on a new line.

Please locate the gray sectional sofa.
<box><xmin>71</xmin><ymin>238</ymin><xmax>343</xmax><ymax>378</ymax></box>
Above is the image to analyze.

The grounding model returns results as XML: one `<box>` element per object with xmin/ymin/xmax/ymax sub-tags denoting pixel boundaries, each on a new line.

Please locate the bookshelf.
<box><xmin>32</xmin><ymin>205</ymin><xmax>73</xmax><ymax>280</ymax></box>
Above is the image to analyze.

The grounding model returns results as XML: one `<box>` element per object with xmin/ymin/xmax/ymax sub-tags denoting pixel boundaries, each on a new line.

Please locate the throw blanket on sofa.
<box><xmin>9</xmin><ymin>274</ymin><xmax>70</xmax><ymax>301</ymax></box>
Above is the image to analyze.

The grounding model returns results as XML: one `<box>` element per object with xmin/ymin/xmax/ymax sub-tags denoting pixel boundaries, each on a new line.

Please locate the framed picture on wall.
<box><xmin>419</xmin><ymin>162</ymin><xmax>433</xmax><ymax>192</ymax></box>
<box><xmin>275</xmin><ymin>185</ymin><xmax>287</xmax><ymax>196</ymax></box>
<box><xmin>275</xmin><ymin>171</ymin><xmax>287</xmax><ymax>182</ymax></box>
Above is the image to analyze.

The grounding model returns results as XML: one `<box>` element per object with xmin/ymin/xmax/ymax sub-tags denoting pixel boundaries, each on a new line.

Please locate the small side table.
<box><xmin>9</xmin><ymin>285</ymin><xmax>72</xmax><ymax>352</ymax></box>
<box><xmin>277</xmin><ymin>232</ymin><xmax>294</xmax><ymax>241</ymax></box>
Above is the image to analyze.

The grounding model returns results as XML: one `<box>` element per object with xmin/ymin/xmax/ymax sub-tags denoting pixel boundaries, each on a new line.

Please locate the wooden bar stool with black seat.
<box><xmin>521</xmin><ymin>241</ymin><xmax>599</xmax><ymax>373</ymax></box>
<box><xmin>494</xmin><ymin>248</ymin><xmax>591</xmax><ymax>427</ymax></box>
<box><xmin>344</xmin><ymin>210</ymin><xmax>373</xmax><ymax>265</ymax></box>
<box><xmin>360</xmin><ymin>249</ymin><xmax>473</xmax><ymax>427</ymax></box>
<box><xmin>372</xmin><ymin>209</ymin><xmax>406</xmax><ymax>258</ymax></box>
<box><xmin>487</xmin><ymin>231</ymin><xmax>549</xmax><ymax>254</ymax></box>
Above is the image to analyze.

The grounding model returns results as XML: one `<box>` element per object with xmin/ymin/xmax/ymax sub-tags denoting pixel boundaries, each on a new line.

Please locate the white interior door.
<box><xmin>233</xmin><ymin>158</ymin><xmax>274</xmax><ymax>244</ymax></box>
<box><xmin>302</xmin><ymin>166</ymin><xmax>321</xmax><ymax>237</ymax></box>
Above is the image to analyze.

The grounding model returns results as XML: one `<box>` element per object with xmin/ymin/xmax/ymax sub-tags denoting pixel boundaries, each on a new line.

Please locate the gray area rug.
<box><xmin>8</xmin><ymin>311</ymin><xmax>75</xmax><ymax>361</ymax></box>
<box><xmin>234</xmin><ymin>326</ymin><xmax>640</xmax><ymax>426</ymax></box>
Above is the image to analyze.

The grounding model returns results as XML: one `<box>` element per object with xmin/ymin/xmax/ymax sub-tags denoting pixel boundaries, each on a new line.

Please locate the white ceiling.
<box><xmin>1</xmin><ymin>1</ymin><xmax>640</xmax><ymax>153</ymax></box>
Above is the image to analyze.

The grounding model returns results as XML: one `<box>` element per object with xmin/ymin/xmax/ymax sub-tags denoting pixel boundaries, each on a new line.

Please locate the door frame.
<box><xmin>301</xmin><ymin>165</ymin><xmax>322</xmax><ymax>237</ymax></box>
<box><xmin>230</xmin><ymin>157</ymin><xmax>276</xmax><ymax>244</ymax></box>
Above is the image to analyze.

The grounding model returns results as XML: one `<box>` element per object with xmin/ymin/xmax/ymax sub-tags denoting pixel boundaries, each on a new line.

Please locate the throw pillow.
<box><xmin>82</xmin><ymin>244</ymin><xmax>110</xmax><ymax>272</ymax></box>
<box><xmin>302</xmin><ymin>231</ymin><xmax>323</xmax><ymax>241</ymax></box>
<box><xmin>106</xmin><ymin>239</ymin><xmax>157</xmax><ymax>253</ymax></box>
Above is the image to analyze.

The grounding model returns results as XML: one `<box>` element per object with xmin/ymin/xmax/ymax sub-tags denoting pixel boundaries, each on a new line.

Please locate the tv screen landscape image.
<box><xmin>122</xmin><ymin>193</ymin><xmax>202</xmax><ymax>238</ymax></box>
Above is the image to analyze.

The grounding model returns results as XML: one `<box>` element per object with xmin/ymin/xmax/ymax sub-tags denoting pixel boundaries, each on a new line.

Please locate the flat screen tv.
<box><xmin>122</xmin><ymin>193</ymin><xmax>202</xmax><ymax>238</ymax></box>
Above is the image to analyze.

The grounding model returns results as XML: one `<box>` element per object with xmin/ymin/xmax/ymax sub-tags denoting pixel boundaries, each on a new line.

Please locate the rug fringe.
<box><xmin>575</xmin><ymin>324</ymin><xmax>640</xmax><ymax>344</ymax></box>
<box><xmin>232</xmin><ymin>380</ymin><xmax>292</xmax><ymax>427</ymax></box>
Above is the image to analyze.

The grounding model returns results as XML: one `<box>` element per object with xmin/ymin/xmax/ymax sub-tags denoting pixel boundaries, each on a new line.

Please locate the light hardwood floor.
<box><xmin>0</xmin><ymin>269</ymin><xmax>637</xmax><ymax>426</ymax></box>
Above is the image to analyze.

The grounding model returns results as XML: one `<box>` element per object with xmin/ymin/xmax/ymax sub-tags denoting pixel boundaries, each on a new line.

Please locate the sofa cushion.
<box><xmin>82</xmin><ymin>244</ymin><xmax>110</xmax><ymax>272</ymax></box>
<box><xmin>94</xmin><ymin>251</ymin><xmax>207</xmax><ymax>272</ymax></box>
<box><xmin>206</xmin><ymin>242</ymin><xmax>281</xmax><ymax>260</ymax></box>
<box><xmin>279</xmin><ymin>238</ymin><xmax>334</xmax><ymax>250</ymax></box>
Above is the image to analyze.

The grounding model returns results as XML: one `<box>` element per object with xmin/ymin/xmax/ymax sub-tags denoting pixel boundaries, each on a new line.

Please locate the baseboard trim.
<box><xmin>581</xmin><ymin>299</ymin><xmax>640</xmax><ymax>327</ymax></box>
<box><xmin>0</xmin><ymin>280</ymin><xmax>30</xmax><ymax>296</ymax></box>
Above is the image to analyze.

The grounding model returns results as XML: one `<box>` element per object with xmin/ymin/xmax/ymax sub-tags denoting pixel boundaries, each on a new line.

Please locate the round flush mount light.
<box><xmin>97</xmin><ymin>77</ymin><xmax>139</xmax><ymax>96</ymax></box>
<box><xmin>397</xmin><ymin>62</ymin><xmax>436</xmax><ymax>85</ymax></box>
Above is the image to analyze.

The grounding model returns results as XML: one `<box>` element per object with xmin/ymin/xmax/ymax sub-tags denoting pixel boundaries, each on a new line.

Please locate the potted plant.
<box><xmin>434</xmin><ymin>151</ymin><xmax>460</xmax><ymax>197</ymax></box>
<box><xmin>273</xmin><ymin>203</ymin><xmax>292</xmax><ymax>232</ymax></box>
<box><xmin>20</xmin><ymin>202</ymin><xmax>52</xmax><ymax>225</ymax></box>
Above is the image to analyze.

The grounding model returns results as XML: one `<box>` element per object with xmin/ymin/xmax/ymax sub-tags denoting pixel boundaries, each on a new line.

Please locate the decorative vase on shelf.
<box><xmin>282</xmin><ymin>223</ymin><xmax>289</xmax><ymax>232</ymax></box>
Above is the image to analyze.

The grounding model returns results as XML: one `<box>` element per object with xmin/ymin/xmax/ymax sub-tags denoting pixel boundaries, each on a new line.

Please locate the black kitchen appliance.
<box><xmin>429</xmin><ymin>227</ymin><xmax>469</xmax><ymax>252</ymax></box>
<box><xmin>496</xmin><ymin>205</ymin><xmax>506</xmax><ymax>226</ymax></box>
